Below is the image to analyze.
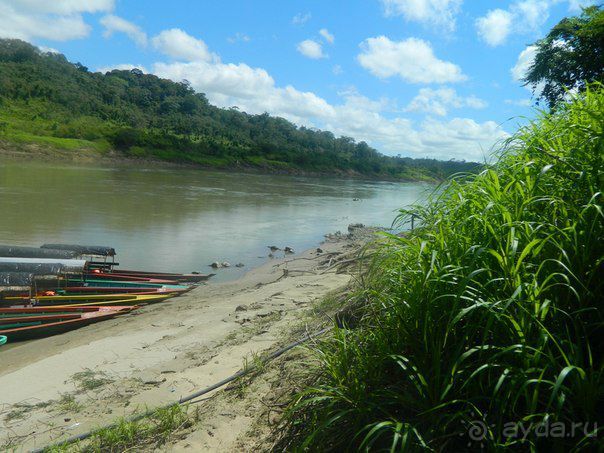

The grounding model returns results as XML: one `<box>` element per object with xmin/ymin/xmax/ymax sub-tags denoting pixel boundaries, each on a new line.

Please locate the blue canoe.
<box><xmin>67</xmin><ymin>279</ymin><xmax>190</xmax><ymax>290</ymax></box>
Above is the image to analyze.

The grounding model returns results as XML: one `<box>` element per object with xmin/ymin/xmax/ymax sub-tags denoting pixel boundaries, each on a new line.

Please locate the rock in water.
<box><xmin>222</xmin><ymin>262</ymin><xmax>231</xmax><ymax>268</ymax></box>
<box><xmin>267</xmin><ymin>245</ymin><xmax>280</xmax><ymax>252</ymax></box>
<box><xmin>235</xmin><ymin>263</ymin><xmax>244</xmax><ymax>267</ymax></box>
<box><xmin>284</xmin><ymin>246</ymin><xmax>294</xmax><ymax>254</ymax></box>
<box><xmin>210</xmin><ymin>262</ymin><xmax>221</xmax><ymax>268</ymax></box>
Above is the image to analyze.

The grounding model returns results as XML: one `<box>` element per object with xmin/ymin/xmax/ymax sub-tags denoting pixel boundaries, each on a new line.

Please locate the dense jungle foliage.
<box><xmin>0</xmin><ymin>39</ymin><xmax>478</xmax><ymax>180</ymax></box>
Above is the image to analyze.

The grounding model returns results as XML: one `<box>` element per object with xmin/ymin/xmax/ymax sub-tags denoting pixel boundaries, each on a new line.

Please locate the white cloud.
<box><xmin>466</xmin><ymin>97</ymin><xmax>488</xmax><ymax>110</ymax></box>
<box><xmin>339</xmin><ymin>87</ymin><xmax>397</xmax><ymax>113</ymax></box>
<box><xmin>8</xmin><ymin>0</ymin><xmax>114</xmax><ymax>14</ymax></box>
<box><xmin>319</xmin><ymin>28</ymin><xmax>334</xmax><ymax>44</ymax></box>
<box><xmin>100</xmin><ymin>14</ymin><xmax>147</xmax><ymax>46</ymax></box>
<box><xmin>411</xmin><ymin>118</ymin><xmax>507</xmax><ymax>161</ymax></box>
<box><xmin>380</xmin><ymin>0</ymin><xmax>462</xmax><ymax>32</ymax></box>
<box><xmin>357</xmin><ymin>36</ymin><xmax>466</xmax><ymax>84</ymax></box>
<box><xmin>151</xmin><ymin>28</ymin><xmax>217</xmax><ymax>62</ymax></box>
<box><xmin>406</xmin><ymin>88</ymin><xmax>487</xmax><ymax>116</ymax></box>
<box><xmin>505</xmin><ymin>98</ymin><xmax>532</xmax><ymax>106</ymax></box>
<box><xmin>512</xmin><ymin>0</ymin><xmax>550</xmax><ymax>31</ymax></box>
<box><xmin>332</xmin><ymin>64</ymin><xmax>343</xmax><ymax>75</ymax></box>
<box><xmin>96</xmin><ymin>63</ymin><xmax>147</xmax><ymax>73</ymax></box>
<box><xmin>292</xmin><ymin>12</ymin><xmax>311</xmax><ymax>25</ymax></box>
<box><xmin>37</xmin><ymin>45</ymin><xmax>60</xmax><ymax>54</ymax></box>
<box><xmin>297</xmin><ymin>39</ymin><xmax>326</xmax><ymax>59</ymax></box>
<box><xmin>227</xmin><ymin>32</ymin><xmax>250</xmax><ymax>43</ymax></box>
<box><xmin>475</xmin><ymin>0</ymin><xmax>560</xmax><ymax>47</ymax></box>
<box><xmin>511</xmin><ymin>45</ymin><xmax>537</xmax><ymax>81</ymax></box>
<box><xmin>323</xmin><ymin>92</ymin><xmax>507</xmax><ymax>161</ymax></box>
<box><xmin>0</xmin><ymin>0</ymin><xmax>114</xmax><ymax>41</ymax></box>
<box><xmin>475</xmin><ymin>9</ymin><xmax>513</xmax><ymax>47</ymax></box>
<box><xmin>511</xmin><ymin>45</ymin><xmax>545</xmax><ymax>95</ymax></box>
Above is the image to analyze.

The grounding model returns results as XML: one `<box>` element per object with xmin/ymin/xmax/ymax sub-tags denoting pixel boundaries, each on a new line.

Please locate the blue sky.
<box><xmin>0</xmin><ymin>0</ymin><xmax>596</xmax><ymax>161</ymax></box>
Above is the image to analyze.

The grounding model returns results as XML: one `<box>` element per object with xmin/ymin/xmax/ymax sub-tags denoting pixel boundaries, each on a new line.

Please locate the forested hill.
<box><xmin>0</xmin><ymin>39</ymin><xmax>479</xmax><ymax>180</ymax></box>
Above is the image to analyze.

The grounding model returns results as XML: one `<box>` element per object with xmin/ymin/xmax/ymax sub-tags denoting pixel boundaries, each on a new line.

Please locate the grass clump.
<box><xmin>57</xmin><ymin>394</ymin><xmax>83</xmax><ymax>414</ymax></box>
<box><xmin>71</xmin><ymin>369</ymin><xmax>113</xmax><ymax>392</ymax></box>
<box><xmin>47</xmin><ymin>404</ymin><xmax>194</xmax><ymax>452</ymax></box>
<box><xmin>280</xmin><ymin>86</ymin><xmax>603</xmax><ymax>451</ymax></box>
<box><xmin>3</xmin><ymin>400</ymin><xmax>52</xmax><ymax>422</ymax></box>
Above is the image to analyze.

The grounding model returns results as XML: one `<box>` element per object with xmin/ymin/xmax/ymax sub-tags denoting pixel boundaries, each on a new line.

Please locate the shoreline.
<box><xmin>0</xmin><ymin>142</ymin><xmax>437</xmax><ymax>183</ymax></box>
<box><xmin>0</xmin><ymin>226</ymin><xmax>378</xmax><ymax>451</ymax></box>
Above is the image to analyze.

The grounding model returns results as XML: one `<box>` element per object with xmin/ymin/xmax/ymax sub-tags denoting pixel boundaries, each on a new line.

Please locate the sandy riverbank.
<box><xmin>0</xmin><ymin>226</ymin><xmax>378</xmax><ymax>451</ymax></box>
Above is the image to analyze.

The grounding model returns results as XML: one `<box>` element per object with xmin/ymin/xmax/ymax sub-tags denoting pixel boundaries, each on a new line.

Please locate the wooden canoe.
<box><xmin>0</xmin><ymin>306</ymin><xmax>137</xmax><ymax>325</ymax></box>
<box><xmin>56</xmin><ymin>286</ymin><xmax>188</xmax><ymax>295</ymax></box>
<box><xmin>5</xmin><ymin>294</ymin><xmax>175</xmax><ymax>307</ymax></box>
<box><xmin>95</xmin><ymin>270</ymin><xmax>214</xmax><ymax>282</ymax></box>
<box><xmin>0</xmin><ymin>306</ymin><xmax>131</xmax><ymax>341</ymax></box>
<box><xmin>7</xmin><ymin>293</ymin><xmax>158</xmax><ymax>302</ymax></box>
<box><xmin>66</xmin><ymin>279</ymin><xmax>191</xmax><ymax>290</ymax></box>
<box><xmin>8</xmin><ymin>287</ymin><xmax>188</xmax><ymax>298</ymax></box>
<box><xmin>84</xmin><ymin>273</ymin><xmax>176</xmax><ymax>284</ymax></box>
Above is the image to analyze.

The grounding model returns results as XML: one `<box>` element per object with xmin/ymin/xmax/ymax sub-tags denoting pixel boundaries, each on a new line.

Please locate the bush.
<box><xmin>110</xmin><ymin>127</ymin><xmax>144</xmax><ymax>150</ymax></box>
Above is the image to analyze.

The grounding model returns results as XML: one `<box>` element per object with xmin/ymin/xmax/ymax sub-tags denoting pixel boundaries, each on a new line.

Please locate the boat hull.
<box><xmin>66</xmin><ymin>279</ymin><xmax>191</xmax><ymax>290</ymax></box>
<box><xmin>0</xmin><ymin>306</ymin><xmax>131</xmax><ymax>341</ymax></box>
<box><xmin>100</xmin><ymin>270</ymin><xmax>214</xmax><ymax>282</ymax></box>
<box><xmin>4</xmin><ymin>294</ymin><xmax>175</xmax><ymax>307</ymax></box>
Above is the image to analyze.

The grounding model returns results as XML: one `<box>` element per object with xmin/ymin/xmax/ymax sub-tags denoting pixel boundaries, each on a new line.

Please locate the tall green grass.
<box><xmin>281</xmin><ymin>86</ymin><xmax>603</xmax><ymax>451</ymax></box>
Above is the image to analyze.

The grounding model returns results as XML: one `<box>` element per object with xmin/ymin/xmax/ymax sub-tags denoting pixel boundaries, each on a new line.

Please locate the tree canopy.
<box><xmin>0</xmin><ymin>39</ymin><xmax>479</xmax><ymax>181</ymax></box>
<box><xmin>524</xmin><ymin>5</ymin><xmax>604</xmax><ymax>108</ymax></box>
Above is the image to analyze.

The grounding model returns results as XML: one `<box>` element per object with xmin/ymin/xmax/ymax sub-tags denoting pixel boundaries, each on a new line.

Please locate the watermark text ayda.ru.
<box><xmin>467</xmin><ymin>420</ymin><xmax>598</xmax><ymax>442</ymax></box>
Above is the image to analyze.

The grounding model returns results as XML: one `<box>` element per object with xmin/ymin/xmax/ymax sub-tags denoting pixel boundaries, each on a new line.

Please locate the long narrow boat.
<box><xmin>0</xmin><ymin>335</ymin><xmax>6</xmax><ymax>345</ymax></box>
<box><xmin>1</xmin><ymin>306</ymin><xmax>135</xmax><ymax>314</ymax></box>
<box><xmin>0</xmin><ymin>305</ymin><xmax>137</xmax><ymax>324</ymax></box>
<box><xmin>83</xmin><ymin>273</ymin><xmax>176</xmax><ymax>284</ymax></box>
<box><xmin>7</xmin><ymin>293</ymin><xmax>154</xmax><ymax>302</ymax></box>
<box><xmin>0</xmin><ymin>257</ymin><xmax>88</xmax><ymax>274</ymax></box>
<box><xmin>0</xmin><ymin>306</ymin><xmax>131</xmax><ymax>341</ymax></box>
<box><xmin>0</xmin><ymin>245</ymin><xmax>78</xmax><ymax>260</ymax></box>
<box><xmin>66</xmin><ymin>279</ymin><xmax>192</xmax><ymax>290</ymax></box>
<box><xmin>8</xmin><ymin>287</ymin><xmax>188</xmax><ymax>298</ymax></box>
<box><xmin>96</xmin><ymin>270</ymin><xmax>214</xmax><ymax>283</ymax></box>
<box><xmin>4</xmin><ymin>293</ymin><xmax>175</xmax><ymax>307</ymax></box>
<box><xmin>41</xmin><ymin>244</ymin><xmax>116</xmax><ymax>257</ymax></box>
<box><xmin>57</xmin><ymin>286</ymin><xmax>189</xmax><ymax>295</ymax></box>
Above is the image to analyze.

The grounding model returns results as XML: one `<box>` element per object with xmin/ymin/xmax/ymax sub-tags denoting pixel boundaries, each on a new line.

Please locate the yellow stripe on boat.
<box><xmin>7</xmin><ymin>293</ymin><xmax>168</xmax><ymax>302</ymax></box>
<box><xmin>46</xmin><ymin>294</ymin><xmax>175</xmax><ymax>308</ymax></box>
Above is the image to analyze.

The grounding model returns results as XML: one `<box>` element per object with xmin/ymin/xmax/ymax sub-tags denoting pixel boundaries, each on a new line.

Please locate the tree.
<box><xmin>523</xmin><ymin>6</ymin><xmax>604</xmax><ymax>108</ymax></box>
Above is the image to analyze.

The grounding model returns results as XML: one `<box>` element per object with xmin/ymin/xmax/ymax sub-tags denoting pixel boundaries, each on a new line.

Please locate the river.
<box><xmin>0</xmin><ymin>160</ymin><xmax>433</xmax><ymax>282</ymax></box>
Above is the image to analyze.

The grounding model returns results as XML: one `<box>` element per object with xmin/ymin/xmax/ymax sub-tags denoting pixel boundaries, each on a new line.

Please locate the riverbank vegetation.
<box><xmin>0</xmin><ymin>40</ymin><xmax>477</xmax><ymax>181</ymax></box>
<box><xmin>277</xmin><ymin>84</ymin><xmax>603</xmax><ymax>450</ymax></box>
